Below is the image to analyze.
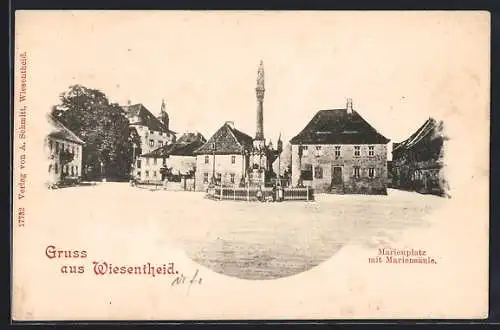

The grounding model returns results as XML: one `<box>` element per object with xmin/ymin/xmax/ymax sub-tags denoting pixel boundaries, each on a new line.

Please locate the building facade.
<box><xmin>289</xmin><ymin>99</ymin><xmax>390</xmax><ymax>194</ymax></box>
<box><xmin>391</xmin><ymin>117</ymin><xmax>448</xmax><ymax>196</ymax></box>
<box><xmin>45</xmin><ymin>114</ymin><xmax>85</xmax><ymax>185</ymax></box>
<box><xmin>122</xmin><ymin>101</ymin><xmax>177</xmax><ymax>180</ymax></box>
<box><xmin>138</xmin><ymin>132</ymin><xmax>206</xmax><ymax>182</ymax></box>
<box><xmin>193</xmin><ymin>122</ymin><xmax>253</xmax><ymax>191</ymax></box>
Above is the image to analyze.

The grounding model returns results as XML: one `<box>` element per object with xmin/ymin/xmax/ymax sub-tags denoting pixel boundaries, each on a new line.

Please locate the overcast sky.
<box><xmin>17</xmin><ymin>11</ymin><xmax>489</xmax><ymax>160</ymax></box>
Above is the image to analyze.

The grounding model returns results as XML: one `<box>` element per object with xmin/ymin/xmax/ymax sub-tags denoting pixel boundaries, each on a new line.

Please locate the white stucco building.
<box><xmin>45</xmin><ymin>114</ymin><xmax>85</xmax><ymax>185</ymax></box>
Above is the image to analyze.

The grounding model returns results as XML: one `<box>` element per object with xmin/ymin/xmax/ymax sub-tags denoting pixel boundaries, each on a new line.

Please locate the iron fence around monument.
<box><xmin>206</xmin><ymin>186</ymin><xmax>314</xmax><ymax>202</ymax></box>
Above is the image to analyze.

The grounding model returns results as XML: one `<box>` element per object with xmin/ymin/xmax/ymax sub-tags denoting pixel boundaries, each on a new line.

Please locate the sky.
<box><xmin>16</xmin><ymin>11</ymin><xmax>490</xmax><ymax>161</ymax></box>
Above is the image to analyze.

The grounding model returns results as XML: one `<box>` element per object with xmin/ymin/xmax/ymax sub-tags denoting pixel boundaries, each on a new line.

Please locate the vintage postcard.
<box><xmin>12</xmin><ymin>10</ymin><xmax>490</xmax><ymax>320</ymax></box>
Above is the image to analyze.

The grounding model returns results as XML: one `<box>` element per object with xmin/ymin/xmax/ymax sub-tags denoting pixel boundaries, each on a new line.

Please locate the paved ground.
<box><xmin>46</xmin><ymin>182</ymin><xmax>448</xmax><ymax>280</ymax></box>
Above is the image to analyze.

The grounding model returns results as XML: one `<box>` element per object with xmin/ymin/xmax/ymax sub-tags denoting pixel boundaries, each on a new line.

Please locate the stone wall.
<box><xmin>291</xmin><ymin>143</ymin><xmax>388</xmax><ymax>194</ymax></box>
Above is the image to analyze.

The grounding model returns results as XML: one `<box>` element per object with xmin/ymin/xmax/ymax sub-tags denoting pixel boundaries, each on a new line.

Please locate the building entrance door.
<box><xmin>332</xmin><ymin>166</ymin><xmax>342</xmax><ymax>185</ymax></box>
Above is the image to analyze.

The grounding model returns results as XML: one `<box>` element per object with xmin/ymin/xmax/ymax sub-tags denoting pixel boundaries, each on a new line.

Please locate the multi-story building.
<box><xmin>289</xmin><ymin>99</ymin><xmax>390</xmax><ymax>194</ymax></box>
<box><xmin>139</xmin><ymin>132</ymin><xmax>206</xmax><ymax>182</ymax></box>
<box><xmin>193</xmin><ymin>121</ymin><xmax>253</xmax><ymax>191</ymax></box>
<box><xmin>45</xmin><ymin>114</ymin><xmax>85</xmax><ymax>185</ymax></box>
<box><xmin>391</xmin><ymin>117</ymin><xmax>448</xmax><ymax>196</ymax></box>
<box><xmin>122</xmin><ymin>100</ymin><xmax>176</xmax><ymax>180</ymax></box>
<box><xmin>193</xmin><ymin>60</ymin><xmax>282</xmax><ymax>191</ymax></box>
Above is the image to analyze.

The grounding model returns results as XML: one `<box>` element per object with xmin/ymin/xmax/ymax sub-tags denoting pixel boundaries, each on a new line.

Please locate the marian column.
<box><xmin>254</xmin><ymin>60</ymin><xmax>265</xmax><ymax>148</ymax></box>
<box><xmin>249</xmin><ymin>60</ymin><xmax>268</xmax><ymax>186</ymax></box>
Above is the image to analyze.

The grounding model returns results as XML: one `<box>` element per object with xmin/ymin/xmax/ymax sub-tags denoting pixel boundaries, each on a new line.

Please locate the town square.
<box><xmin>13</xmin><ymin>11</ymin><xmax>489</xmax><ymax>320</ymax></box>
<box><xmin>41</xmin><ymin>42</ymin><xmax>450</xmax><ymax>280</ymax></box>
<box><xmin>42</xmin><ymin>181</ymin><xmax>448</xmax><ymax>280</ymax></box>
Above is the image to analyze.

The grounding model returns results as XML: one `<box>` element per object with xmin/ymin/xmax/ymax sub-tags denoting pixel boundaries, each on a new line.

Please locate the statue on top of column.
<box><xmin>256</xmin><ymin>60</ymin><xmax>265</xmax><ymax>90</ymax></box>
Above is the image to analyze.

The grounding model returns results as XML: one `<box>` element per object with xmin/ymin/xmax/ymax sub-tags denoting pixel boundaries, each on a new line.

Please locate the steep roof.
<box><xmin>142</xmin><ymin>132</ymin><xmax>207</xmax><ymax>158</ymax></box>
<box><xmin>122</xmin><ymin>103</ymin><xmax>175</xmax><ymax>134</ymax></box>
<box><xmin>290</xmin><ymin>108</ymin><xmax>390</xmax><ymax>145</ymax></box>
<box><xmin>392</xmin><ymin>117</ymin><xmax>443</xmax><ymax>152</ymax></box>
<box><xmin>194</xmin><ymin>122</ymin><xmax>253</xmax><ymax>155</ymax></box>
<box><xmin>47</xmin><ymin>114</ymin><xmax>85</xmax><ymax>145</ymax></box>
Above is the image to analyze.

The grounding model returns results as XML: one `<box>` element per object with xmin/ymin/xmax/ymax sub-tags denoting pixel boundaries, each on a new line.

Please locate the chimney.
<box><xmin>346</xmin><ymin>98</ymin><xmax>353</xmax><ymax>114</ymax></box>
<box><xmin>127</xmin><ymin>100</ymin><xmax>131</xmax><ymax>106</ymax></box>
<box><xmin>225</xmin><ymin>121</ymin><xmax>235</xmax><ymax>129</ymax></box>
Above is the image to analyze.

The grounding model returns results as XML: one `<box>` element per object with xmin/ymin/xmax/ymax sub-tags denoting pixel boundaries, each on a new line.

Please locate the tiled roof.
<box><xmin>122</xmin><ymin>103</ymin><xmax>175</xmax><ymax>134</ymax></box>
<box><xmin>142</xmin><ymin>132</ymin><xmax>207</xmax><ymax>158</ymax></box>
<box><xmin>392</xmin><ymin>118</ymin><xmax>443</xmax><ymax>152</ymax></box>
<box><xmin>290</xmin><ymin>108</ymin><xmax>390</xmax><ymax>145</ymax></box>
<box><xmin>194</xmin><ymin>122</ymin><xmax>253</xmax><ymax>155</ymax></box>
<box><xmin>47</xmin><ymin>114</ymin><xmax>85</xmax><ymax>145</ymax></box>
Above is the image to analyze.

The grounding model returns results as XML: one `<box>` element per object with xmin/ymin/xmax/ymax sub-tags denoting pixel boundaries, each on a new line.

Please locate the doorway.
<box><xmin>331</xmin><ymin>166</ymin><xmax>342</xmax><ymax>185</ymax></box>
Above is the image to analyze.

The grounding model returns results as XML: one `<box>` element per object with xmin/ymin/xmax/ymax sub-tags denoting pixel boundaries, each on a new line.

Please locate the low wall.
<box><xmin>134</xmin><ymin>178</ymin><xmax>195</xmax><ymax>191</ymax></box>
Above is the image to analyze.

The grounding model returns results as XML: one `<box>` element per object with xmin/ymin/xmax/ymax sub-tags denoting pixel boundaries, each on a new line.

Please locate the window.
<box><xmin>353</xmin><ymin>166</ymin><xmax>360</xmax><ymax>178</ymax></box>
<box><xmin>303</xmin><ymin>146</ymin><xmax>308</xmax><ymax>151</ymax></box>
<box><xmin>55</xmin><ymin>142</ymin><xmax>59</xmax><ymax>153</ymax></box>
<box><xmin>71</xmin><ymin>166</ymin><xmax>74</xmax><ymax>176</ymax></box>
<box><xmin>315</xmin><ymin>146</ymin><xmax>322</xmax><ymax>151</ymax></box>
<box><xmin>334</xmin><ymin>146</ymin><xmax>341</xmax><ymax>157</ymax></box>
<box><xmin>75</xmin><ymin>165</ymin><xmax>79</xmax><ymax>176</ymax></box>
<box><xmin>146</xmin><ymin>158</ymin><xmax>150</xmax><ymax>165</ymax></box>
<box><xmin>216</xmin><ymin>173</ymin><xmax>222</xmax><ymax>182</ymax></box>
<box><xmin>137</xmin><ymin>171</ymin><xmax>141</xmax><ymax>178</ymax></box>
<box><xmin>230</xmin><ymin>173</ymin><xmax>235</xmax><ymax>183</ymax></box>
<box><xmin>137</xmin><ymin>159</ymin><xmax>142</xmax><ymax>169</ymax></box>
<box><xmin>231</xmin><ymin>155</ymin><xmax>236</xmax><ymax>164</ymax></box>
<box><xmin>149</xmin><ymin>140</ymin><xmax>154</xmax><ymax>147</ymax></box>
<box><xmin>368</xmin><ymin>168</ymin><xmax>375</xmax><ymax>178</ymax></box>
<box><xmin>49</xmin><ymin>140</ymin><xmax>53</xmax><ymax>152</ymax></box>
<box><xmin>153</xmin><ymin>171</ymin><xmax>157</xmax><ymax>177</ymax></box>
<box><xmin>48</xmin><ymin>164</ymin><xmax>52</xmax><ymax>173</ymax></box>
<box><xmin>354</xmin><ymin>146</ymin><xmax>360</xmax><ymax>157</ymax></box>
<box><xmin>65</xmin><ymin>165</ymin><xmax>69</xmax><ymax>174</ymax></box>
<box><xmin>61</xmin><ymin>143</ymin><xmax>65</xmax><ymax>151</ymax></box>
<box><xmin>314</xmin><ymin>166</ymin><xmax>323</xmax><ymax>179</ymax></box>
<box><xmin>204</xmin><ymin>156</ymin><xmax>209</xmax><ymax>164</ymax></box>
<box><xmin>203</xmin><ymin>172</ymin><xmax>209</xmax><ymax>183</ymax></box>
<box><xmin>158</xmin><ymin>141</ymin><xmax>164</xmax><ymax>147</ymax></box>
<box><xmin>301</xmin><ymin>164</ymin><xmax>313</xmax><ymax>181</ymax></box>
<box><xmin>145</xmin><ymin>170</ymin><xmax>150</xmax><ymax>178</ymax></box>
<box><xmin>154</xmin><ymin>158</ymin><xmax>157</xmax><ymax>165</ymax></box>
<box><xmin>55</xmin><ymin>163</ymin><xmax>58</xmax><ymax>174</ymax></box>
<box><xmin>368</xmin><ymin>146</ymin><xmax>375</xmax><ymax>156</ymax></box>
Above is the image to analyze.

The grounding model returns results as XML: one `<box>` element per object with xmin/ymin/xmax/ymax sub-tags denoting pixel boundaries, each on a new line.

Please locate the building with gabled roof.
<box><xmin>391</xmin><ymin>117</ymin><xmax>448</xmax><ymax>196</ymax></box>
<box><xmin>290</xmin><ymin>99</ymin><xmax>390</xmax><ymax>194</ymax></box>
<box><xmin>122</xmin><ymin>101</ymin><xmax>176</xmax><ymax>155</ymax></box>
<box><xmin>134</xmin><ymin>132</ymin><xmax>206</xmax><ymax>183</ymax></box>
<box><xmin>193</xmin><ymin>121</ymin><xmax>254</xmax><ymax>190</ymax></box>
<box><xmin>45</xmin><ymin>114</ymin><xmax>85</xmax><ymax>185</ymax></box>
<box><xmin>122</xmin><ymin>101</ymin><xmax>177</xmax><ymax>180</ymax></box>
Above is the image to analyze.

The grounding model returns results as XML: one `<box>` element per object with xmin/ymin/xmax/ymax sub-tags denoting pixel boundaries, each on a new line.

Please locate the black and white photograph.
<box><xmin>12</xmin><ymin>11</ymin><xmax>489</xmax><ymax>320</ymax></box>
